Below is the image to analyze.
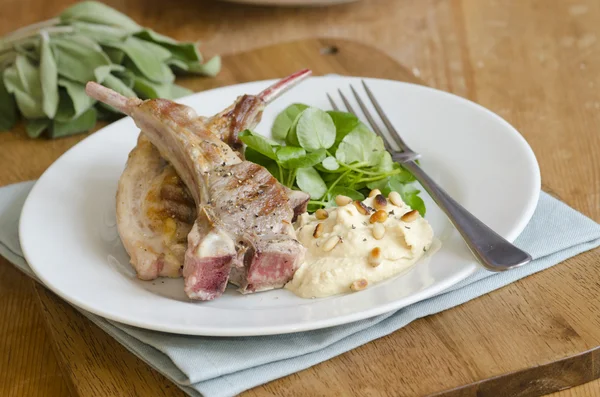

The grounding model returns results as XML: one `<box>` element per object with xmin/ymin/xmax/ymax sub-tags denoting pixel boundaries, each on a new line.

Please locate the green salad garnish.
<box><xmin>241</xmin><ymin>104</ymin><xmax>426</xmax><ymax>215</ymax></box>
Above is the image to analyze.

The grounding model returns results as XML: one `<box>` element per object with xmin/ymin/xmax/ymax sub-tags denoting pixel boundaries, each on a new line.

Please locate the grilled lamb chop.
<box><xmin>87</xmin><ymin>70</ymin><xmax>311</xmax><ymax>300</ymax></box>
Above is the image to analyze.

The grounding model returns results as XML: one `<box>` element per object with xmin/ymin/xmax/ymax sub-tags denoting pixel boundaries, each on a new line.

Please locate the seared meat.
<box><xmin>87</xmin><ymin>70</ymin><xmax>311</xmax><ymax>300</ymax></box>
<box><xmin>116</xmin><ymin>134</ymin><xmax>194</xmax><ymax>280</ymax></box>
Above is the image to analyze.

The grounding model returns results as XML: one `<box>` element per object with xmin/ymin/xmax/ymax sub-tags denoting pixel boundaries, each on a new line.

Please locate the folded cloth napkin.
<box><xmin>1</xmin><ymin>181</ymin><xmax>599</xmax><ymax>397</ymax></box>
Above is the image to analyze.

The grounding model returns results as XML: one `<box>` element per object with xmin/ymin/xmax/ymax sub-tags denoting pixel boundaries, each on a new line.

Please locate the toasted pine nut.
<box><xmin>350</xmin><ymin>278</ymin><xmax>368</xmax><ymax>291</ymax></box>
<box><xmin>322</xmin><ymin>235</ymin><xmax>340</xmax><ymax>251</ymax></box>
<box><xmin>369</xmin><ymin>247</ymin><xmax>382</xmax><ymax>267</ymax></box>
<box><xmin>388</xmin><ymin>191</ymin><xmax>403</xmax><ymax>207</ymax></box>
<box><xmin>370</xmin><ymin>209</ymin><xmax>388</xmax><ymax>223</ymax></box>
<box><xmin>401</xmin><ymin>210</ymin><xmax>419</xmax><ymax>222</ymax></box>
<box><xmin>315</xmin><ymin>209</ymin><xmax>329</xmax><ymax>220</ymax></box>
<box><xmin>368</xmin><ymin>189</ymin><xmax>381</xmax><ymax>198</ymax></box>
<box><xmin>372</xmin><ymin>223</ymin><xmax>385</xmax><ymax>240</ymax></box>
<box><xmin>335</xmin><ymin>195</ymin><xmax>352</xmax><ymax>206</ymax></box>
<box><xmin>313</xmin><ymin>223</ymin><xmax>324</xmax><ymax>238</ymax></box>
<box><xmin>353</xmin><ymin>200</ymin><xmax>370</xmax><ymax>215</ymax></box>
<box><xmin>373</xmin><ymin>194</ymin><xmax>388</xmax><ymax>210</ymax></box>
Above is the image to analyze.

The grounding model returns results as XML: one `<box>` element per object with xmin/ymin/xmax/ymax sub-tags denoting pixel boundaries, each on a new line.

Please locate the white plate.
<box><xmin>20</xmin><ymin>76</ymin><xmax>540</xmax><ymax>336</ymax></box>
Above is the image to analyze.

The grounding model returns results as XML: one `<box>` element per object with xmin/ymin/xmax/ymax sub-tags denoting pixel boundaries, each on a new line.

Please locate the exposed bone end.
<box><xmin>258</xmin><ymin>69</ymin><xmax>312</xmax><ymax>104</ymax></box>
<box><xmin>85</xmin><ymin>81</ymin><xmax>141</xmax><ymax>115</ymax></box>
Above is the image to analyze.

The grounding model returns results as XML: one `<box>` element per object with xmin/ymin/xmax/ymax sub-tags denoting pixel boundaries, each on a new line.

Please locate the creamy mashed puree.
<box><xmin>286</xmin><ymin>192</ymin><xmax>434</xmax><ymax>298</ymax></box>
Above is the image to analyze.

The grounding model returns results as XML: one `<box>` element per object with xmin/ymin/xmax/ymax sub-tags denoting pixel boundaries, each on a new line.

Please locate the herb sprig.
<box><xmin>241</xmin><ymin>104</ymin><xmax>426</xmax><ymax>215</ymax></box>
<box><xmin>0</xmin><ymin>1</ymin><xmax>220</xmax><ymax>138</ymax></box>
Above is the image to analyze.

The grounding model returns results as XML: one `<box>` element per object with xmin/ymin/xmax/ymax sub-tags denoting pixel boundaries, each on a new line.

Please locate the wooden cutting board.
<box><xmin>1</xmin><ymin>38</ymin><xmax>599</xmax><ymax>397</ymax></box>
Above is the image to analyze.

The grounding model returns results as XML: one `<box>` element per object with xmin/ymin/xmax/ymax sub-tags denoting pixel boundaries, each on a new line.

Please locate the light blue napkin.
<box><xmin>1</xmin><ymin>181</ymin><xmax>599</xmax><ymax>397</ymax></box>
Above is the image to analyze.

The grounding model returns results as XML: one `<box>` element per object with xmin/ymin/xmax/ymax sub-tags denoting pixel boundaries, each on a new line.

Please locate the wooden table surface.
<box><xmin>1</xmin><ymin>0</ymin><xmax>599</xmax><ymax>396</ymax></box>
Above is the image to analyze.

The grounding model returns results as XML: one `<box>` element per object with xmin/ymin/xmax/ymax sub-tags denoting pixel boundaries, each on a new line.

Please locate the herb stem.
<box><xmin>277</xmin><ymin>163</ymin><xmax>284</xmax><ymax>185</ymax></box>
<box><xmin>357</xmin><ymin>169</ymin><xmax>404</xmax><ymax>183</ymax></box>
<box><xmin>0</xmin><ymin>26</ymin><xmax>73</xmax><ymax>53</ymax></box>
<box><xmin>308</xmin><ymin>200</ymin><xmax>328</xmax><ymax>207</ymax></box>
<box><xmin>322</xmin><ymin>168</ymin><xmax>352</xmax><ymax>199</ymax></box>
<box><xmin>2</xmin><ymin>18</ymin><xmax>61</xmax><ymax>40</ymax></box>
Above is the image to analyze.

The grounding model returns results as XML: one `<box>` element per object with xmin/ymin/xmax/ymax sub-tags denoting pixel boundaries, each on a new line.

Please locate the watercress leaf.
<box><xmin>276</xmin><ymin>146</ymin><xmax>305</xmax><ymax>165</ymax></box>
<box><xmin>284</xmin><ymin>148</ymin><xmax>327</xmax><ymax>169</ymax></box>
<box><xmin>241</xmin><ymin>129</ymin><xmax>279</xmax><ymax>145</ymax></box>
<box><xmin>0</xmin><ymin>76</ymin><xmax>18</xmax><ymax>131</ymax></box>
<box><xmin>72</xmin><ymin>21</ymin><xmax>130</xmax><ymax>43</ymax></box>
<box><xmin>328</xmin><ymin>186</ymin><xmax>364</xmax><ymax>201</ymax></box>
<box><xmin>93</xmin><ymin>64</ymin><xmax>125</xmax><ymax>83</ymax></box>
<box><xmin>388</xmin><ymin>179</ymin><xmax>426</xmax><ymax>216</ymax></box>
<box><xmin>272</xmin><ymin>103</ymin><xmax>309</xmax><ymax>141</ymax></box>
<box><xmin>296</xmin><ymin>107</ymin><xmax>336</xmax><ymax>151</ymax></box>
<box><xmin>296</xmin><ymin>167</ymin><xmax>327</xmax><ymax>199</ymax></box>
<box><xmin>51</xmin><ymin>107</ymin><xmax>97</xmax><ymax>138</ymax></box>
<box><xmin>366</xmin><ymin>177</ymin><xmax>392</xmax><ymax>196</ymax></box>
<box><xmin>376</xmin><ymin>151</ymin><xmax>394</xmax><ymax>173</ymax></box>
<box><xmin>60</xmin><ymin>1</ymin><xmax>142</xmax><ymax>33</ymax></box>
<box><xmin>134</xmin><ymin>29</ymin><xmax>202</xmax><ymax>62</ymax></box>
<box><xmin>25</xmin><ymin>119</ymin><xmax>50</xmax><ymax>138</ymax></box>
<box><xmin>327</xmin><ymin>110</ymin><xmax>361</xmax><ymax>144</ymax></box>
<box><xmin>335</xmin><ymin>126</ymin><xmax>385</xmax><ymax>166</ymax></box>
<box><xmin>391</xmin><ymin>164</ymin><xmax>416</xmax><ymax>183</ymax></box>
<box><xmin>321</xmin><ymin>156</ymin><xmax>339</xmax><ymax>171</ymax></box>
<box><xmin>39</xmin><ymin>32</ymin><xmax>59</xmax><ymax>119</ymax></box>
<box><xmin>239</xmin><ymin>134</ymin><xmax>277</xmax><ymax>160</ymax></box>
<box><xmin>244</xmin><ymin>147</ymin><xmax>274</xmax><ymax>167</ymax></box>
<box><xmin>244</xmin><ymin>147</ymin><xmax>284</xmax><ymax>184</ymax></box>
<box><xmin>170</xmin><ymin>84</ymin><xmax>193</xmax><ymax>99</ymax></box>
<box><xmin>57</xmin><ymin>78</ymin><xmax>95</xmax><ymax>119</ymax></box>
<box><xmin>184</xmin><ymin>56</ymin><xmax>221</xmax><ymax>77</ymax></box>
<box><xmin>52</xmin><ymin>36</ymin><xmax>111</xmax><ymax>83</ymax></box>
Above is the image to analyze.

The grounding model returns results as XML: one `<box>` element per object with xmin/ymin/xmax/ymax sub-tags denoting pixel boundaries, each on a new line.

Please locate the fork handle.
<box><xmin>402</xmin><ymin>161</ymin><xmax>532</xmax><ymax>271</ymax></box>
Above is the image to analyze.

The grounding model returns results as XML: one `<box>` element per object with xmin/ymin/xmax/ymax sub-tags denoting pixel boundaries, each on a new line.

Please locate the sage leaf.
<box><xmin>133</xmin><ymin>75</ymin><xmax>172</xmax><ymax>99</ymax></box>
<box><xmin>58</xmin><ymin>78</ymin><xmax>95</xmax><ymax>119</ymax></box>
<box><xmin>94</xmin><ymin>64</ymin><xmax>125</xmax><ymax>83</ymax></box>
<box><xmin>272</xmin><ymin>103</ymin><xmax>308</xmax><ymax>141</ymax></box>
<box><xmin>0</xmin><ymin>76</ymin><xmax>17</xmax><ymax>131</ymax></box>
<box><xmin>296</xmin><ymin>167</ymin><xmax>327</xmax><ymax>200</ymax></box>
<box><xmin>52</xmin><ymin>36</ymin><xmax>111</xmax><ymax>83</ymax></box>
<box><xmin>167</xmin><ymin>58</ymin><xmax>189</xmax><ymax>71</ymax></box>
<box><xmin>113</xmin><ymin>37</ymin><xmax>174</xmax><ymax>83</ymax></box>
<box><xmin>39</xmin><ymin>31</ymin><xmax>59</xmax><ymax>118</ymax></box>
<box><xmin>60</xmin><ymin>1</ymin><xmax>141</xmax><ymax>33</ymax></box>
<box><xmin>103</xmin><ymin>74</ymin><xmax>136</xmax><ymax>97</ymax></box>
<box><xmin>72</xmin><ymin>21</ymin><xmax>130</xmax><ymax>43</ymax></box>
<box><xmin>51</xmin><ymin>107</ymin><xmax>96</xmax><ymax>138</ymax></box>
<box><xmin>25</xmin><ymin>119</ymin><xmax>50</xmax><ymax>138</ymax></box>
<box><xmin>185</xmin><ymin>56</ymin><xmax>221</xmax><ymax>77</ymax></box>
<box><xmin>102</xmin><ymin>46</ymin><xmax>125</xmax><ymax>64</ymax></box>
<box><xmin>4</xmin><ymin>58</ymin><xmax>45</xmax><ymax>118</ymax></box>
<box><xmin>170</xmin><ymin>84</ymin><xmax>193</xmax><ymax>99</ymax></box>
<box><xmin>134</xmin><ymin>29</ymin><xmax>201</xmax><ymax>62</ymax></box>
<box><xmin>296</xmin><ymin>107</ymin><xmax>336</xmax><ymax>151</ymax></box>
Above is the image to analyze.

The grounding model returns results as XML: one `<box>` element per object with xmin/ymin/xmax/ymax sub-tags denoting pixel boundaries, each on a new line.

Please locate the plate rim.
<box><xmin>19</xmin><ymin>76</ymin><xmax>541</xmax><ymax>336</ymax></box>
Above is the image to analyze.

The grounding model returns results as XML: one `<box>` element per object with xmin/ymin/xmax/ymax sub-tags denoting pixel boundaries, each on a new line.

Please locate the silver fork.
<box><xmin>327</xmin><ymin>81</ymin><xmax>532</xmax><ymax>271</ymax></box>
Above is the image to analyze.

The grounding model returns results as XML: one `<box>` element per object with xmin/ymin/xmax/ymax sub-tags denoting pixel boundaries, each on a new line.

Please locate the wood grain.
<box><xmin>0</xmin><ymin>0</ymin><xmax>599</xmax><ymax>396</ymax></box>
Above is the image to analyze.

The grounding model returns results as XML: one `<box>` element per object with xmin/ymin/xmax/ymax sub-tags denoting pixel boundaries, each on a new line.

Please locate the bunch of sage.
<box><xmin>0</xmin><ymin>1</ymin><xmax>220</xmax><ymax>138</ymax></box>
